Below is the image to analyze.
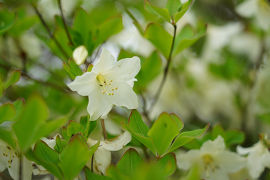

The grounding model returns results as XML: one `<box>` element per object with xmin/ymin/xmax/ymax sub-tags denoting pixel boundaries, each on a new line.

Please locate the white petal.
<box><xmin>176</xmin><ymin>150</ymin><xmax>201</xmax><ymax>170</ymax></box>
<box><xmin>87</xmin><ymin>94</ymin><xmax>113</xmax><ymax>120</ymax></box>
<box><xmin>100</xmin><ymin>131</ymin><xmax>131</xmax><ymax>151</ymax></box>
<box><xmin>94</xmin><ymin>148</ymin><xmax>111</xmax><ymax>174</ymax></box>
<box><xmin>104</xmin><ymin>118</ymin><xmax>122</xmax><ymax>136</ymax></box>
<box><xmin>73</xmin><ymin>45</ymin><xmax>88</xmax><ymax>65</ymax></box>
<box><xmin>236</xmin><ymin>145</ymin><xmax>253</xmax><ymax>155</ymax></box>
<box><xmin>206</xmin><ymin>169</ymin><xmax>229</xmax><ymax>180</ymax></box>
<box><xmin>68</xmin><ymin>72</ymin><xmax>97</xmax><ymax>96</ymax></box>
<box><xmin>110</xmin><ymin>56</ymin><xmax>141</xmax><ymax>83</ymax></box>
<box><xmin>8</xmin><ymin>154</ymin><xmax>19</xmax><ymax>180</ymax></box>
<box><xmin>236</xmin><ymin>0</ymin><xmax>257</xmax><ymax>17</ymax></box>
<box><xmin>92</xmin><ymin>49</ymin><xmax>115</xmax><ymax>73</ymax></box>
<box><xmin>216</xmin><ymin>151</ymin><xmax>246</xmax><ymax>173</ymax></box>
<box><xmin>110</xmin><ymin>83</ymin><xmax>138</xmax><ymax>109</ymax></box>
<box><xmin>201</xmin><ymin>136</ymin><xmax>225</xmax><ymax>152</ymax></box>
<box><xmin>22</xmin><ymin>156</ymin><xmax>33</xmax><ymax>180</ymax></box>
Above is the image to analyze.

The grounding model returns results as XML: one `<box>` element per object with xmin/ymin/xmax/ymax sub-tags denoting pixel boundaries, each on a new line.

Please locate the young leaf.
<box><xmin>148</xmin><ymin>113</ymin><xmax>180</xmax><ymax>156</ymax></box>
<box><xmin>59</xmin><ymin>134</ymin><xmax>91</xmax><ymax>180</ymax></box>
<box><xmin>174</xmin><ymin>0</ymin><xmax>193</xmax><ymax>22</ymax></box>
<box><xmin>145</xmin><ymin>1</ymin><xmax>171</xmax><ymax>22</ymax></box>
<box><xmin>144</xmin><ymin>23</ymin><xmax>172</xmax><ymax>58</ymax></box>
<box><xmin>166</xmin><ymin>0</ymin><xmax>181</xmax><ymax>16</ymax></box>
<box><xmin>169</xmin><ymin>125</ymin><xmax>209</xmax><ymax>152</ymax></box>
<box><xmin>4</xmin><ymin>70</ymin><xmax>21</xmax><ymax>89</ymax></box>
<box><xmin>0</xmin><ymin>103</ymin><xmax>16</xmax><ymax>124</ymax></box>
<box><xmin>156</xmin><ymin>153</ymin><xmax>176</xmax><ymax>176</ymax></box>
<box><xmin>13</xmin><ymin>96</ymin><xmax>49</xmax><ymax>151</ymax></box>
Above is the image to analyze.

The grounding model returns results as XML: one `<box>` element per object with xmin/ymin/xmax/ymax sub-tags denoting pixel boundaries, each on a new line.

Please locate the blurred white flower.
<box><xmin>237</xmin><ymin>140</ymin><xmax>270</xmax><ymax>179</ymax></box>
<box><xmin>87</xmin><ymin>131</ymin><xmax>131</xmax><ymax>174</ymax></box>
<box><xmin>176</xmin><ymin>136</ymin><xmax>245</xmax><ymax>180</ymax></box>
<box><xmin>73</xmin><ymin>46</ymin><xmax>88</xmax><ymax>65</ymax></box>
<box><xmin>0</xmin><ymin>141</ymin><xmax>32</xmax><ymax>180</ymax></box>
<box><xmin>68</xmin><ymin>49</ymin><xmax>140</xmax><ymax>120</ymax></box>
<box><xmin>237</xmin><ymin>0</ymin><xmax>270</xmax><ymax>30</ymax></box>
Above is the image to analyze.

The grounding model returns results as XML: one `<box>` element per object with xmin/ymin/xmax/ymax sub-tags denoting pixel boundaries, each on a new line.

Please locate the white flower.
<box><xmin>0</xmin><ymin>141</ymin><xmax>32</xmax><ymax>180</ymax></box>
<box><xmin>73</xmin><ymin>46</ymin><xmax>88</xmax><ymax>65</ymax></box>
<box><xmin>237</xmin><ymin>140</ymin><xmax>270</xmax><ymax>179</ymax></box>
<box><xmin>236</xmin><ymin>0</ymin><xmax>270</xmax><ymax>30</ymax></box>
<box><xmin>176</xmin><ymin>136</ymin><xmax>245</xmax><ymax>180</ymax></box>
<box><xmin>87</xmin><ymin>131</ymin><xmax>132</xmax><ymax>174</ymax></box>
<box><xmin>68</xmin><ymin>49</ymin><xmax>140</xmax><ymax>120</ymax></box>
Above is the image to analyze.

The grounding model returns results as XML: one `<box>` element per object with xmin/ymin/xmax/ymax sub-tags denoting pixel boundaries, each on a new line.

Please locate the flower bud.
<box><xmin>73</xmin><ymin>45</ymin><xmax>88</xmax><ymax>65</ymax></box>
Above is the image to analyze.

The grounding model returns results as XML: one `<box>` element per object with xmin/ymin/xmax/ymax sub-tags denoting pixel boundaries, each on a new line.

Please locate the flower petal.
<box><xmin>216</xmin><ymin>151</ymin><xmax>246</xmax><ymax>173</ymax></box>
<box><xmin>94</xmin><ymin>148</ymin><xmax>111</xmax><ymax>174</ymax></box>
<box><xmin>92</xmin><ymin>49</ymin><xmax>115</xmax><ymax>73</ymax></box>
<box><xmin>100</xmin><ymin>131</ymin><xmax>132</xmax><ymax>151</ymax></box>
<box><xmin>201</xmin><ymin>136</ymin><xmax>225</xmax><ymax>152</ymax></box>
<box><xmin>176</xmin><ymin>150</ymin><xmax>201</xmax><ymax>170</ymax></box>
<box><xmin>87</xmin><ymin>93</ymin><xmax>113</xmax><ymax>120</ymax></box>
<box><xmin>110</xmin><ymin>82</ymin><xmax>138</xmax><ymax>109</ymax></box>
<box><xmin>68</xmin><ymin>72</ymin><xmax>97</xmax><ymax>96</ymax></box>
<box><xmin>109</xmin><ymin>56</ymin><xmax>141</xmax><ymax>83</ymax></box>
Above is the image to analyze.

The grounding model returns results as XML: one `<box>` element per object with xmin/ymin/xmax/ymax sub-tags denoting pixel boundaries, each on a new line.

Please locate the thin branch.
<box><xmin>31</xmin><ymin>3</ymin><xmax>69</xmax><ymax>60</ymax></box>
<box><xmin>0</xmin><ymin>63</ymin><xmax>70</xmax><ymax>93</ymax></box>
<box><xmin>125</xmin><ymin>8</ymin><xmax>144</xmax><ymax>35</ymax></box>
<box><xmin>141</xmin><ymin>94</ymin><xmax>151</xmax><ymax>125</ymax></box>
<box><xmin>148</xmin><ymin>22</ymin><xmax>177</xmax><ymax>112</ymax></box>
<box><xmin>57</xmin><ymin>0</ymin><xmax>73</xmax><ymax>46</ymax></box>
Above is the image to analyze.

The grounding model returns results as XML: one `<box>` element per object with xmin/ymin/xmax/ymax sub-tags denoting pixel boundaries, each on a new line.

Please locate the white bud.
<box><xmin>73</xmin><ymin>45</ymin><xmax>88</xmax><ymax>65</ymax></box>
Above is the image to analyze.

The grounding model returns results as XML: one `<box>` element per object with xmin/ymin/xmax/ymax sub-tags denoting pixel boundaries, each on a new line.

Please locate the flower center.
<box><xmin>96</xmin><ymin>74</ymin><xmax>118</xmax><ymax>96</ymax></box>
<box><xmin>202</xmin><ymin>154</ymin><xmax>218</xmax><ymax>176</ymax></box>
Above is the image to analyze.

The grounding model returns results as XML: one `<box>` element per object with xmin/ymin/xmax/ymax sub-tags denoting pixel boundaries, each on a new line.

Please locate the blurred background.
<box><xmin>0</xmin><ymin>0</ymin><xmax>270</xmax><ymax>152</ymax></box>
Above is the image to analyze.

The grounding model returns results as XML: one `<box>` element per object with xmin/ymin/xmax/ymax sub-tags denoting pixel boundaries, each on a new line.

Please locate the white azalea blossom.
<box><xmin>68</xmin><ymin>49</ymin><xmax>140</xmax><ymax>120</ymax></box>
<box><xmin>237</xmin><ymin>140</ymin><xmax>270</xmax><ymax>179</ymax></box>
<box><xmin>73</xmin><ymin>46</ymin><xmax>88</xmax><ymax>65</ymax></box>
<box><xmin>0</xmin><ymin>141</ymin><xmax>32</xmax><ymax>180</ymax></box>
<box><xmin>176</xmin><ymin>136</ymin><xmax>245</xmax><ymax>180</ymax></box>
<box><xmin>237</xmin><ymin>0</ymin><xmax>270</xmax><ymax>30</ymax></box>
<box><xmin>87</xmin><ymin>131</ymin><xmax>132</xmax><ymax>174</ymax></box>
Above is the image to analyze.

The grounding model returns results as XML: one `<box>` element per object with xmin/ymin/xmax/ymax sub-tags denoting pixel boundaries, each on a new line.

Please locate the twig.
<box><xmin>31</xmin><ymin>3</ymin><xmax>69</xmax><ymax>60</ymax></box>
<box><xmin>57</xmin><ymin>0</ymin><xmax>73</xmax><ymax>46</ymax></box>
<box><xmin>148</xmin><ymin>22</ymin><xmax>177</xmax><ymax>112</ymax></box>
<box><xmin>0</xmin><ymin>63</ymin><xmax>70</xmax><ymax>93</ymax></box>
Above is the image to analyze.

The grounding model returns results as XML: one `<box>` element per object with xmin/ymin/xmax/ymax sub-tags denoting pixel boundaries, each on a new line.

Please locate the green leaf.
<box><xmin>4</xmin><ymin>70</ymin><xmax>21</xmax><ymax>89</ymax></box>
<box><xmin>63</xmin><ymin>60</ymin><xmax>83</xmax><ymax>79</ymax></box>
<box><xmin>145</xmin><ymin>1</ymin><xmax>171</xmax><ymax>22</ymax></box>
<box><xmin>32</xmin><ymin>140</ymin><xmax>63</xmax><ymax>178</ymax></box>
<box><xmin>145</xmin><ymin>23</ymin><xmax>172</xmax><ymax>58</ymax></box>
<box><xmin>135</xmin><ymin>51</ymin><xmax>162</xmax><ymax>91</ymax></box>
<box><xmin>0</xmin><ymin>126</ymin><xmax>16</xmax><ymax>148</ymax></box>
<box><xmin>170</xmin><ymin>113</ymin><xmax>184</xmax><ymax>131</ymax></box>
<box><xmin>157</xmin><ymin>153</ymin><xmax>176</xmax><ymax>176</ymax></box>
<box><xmin>0</xmin><ymin>103</ymin><xmax>16</xmax><ymax>124</ymax></box>
<box><xmin>13</xmin><ymin>96</ymin><xmax>49</xmax><ymax>151</ymax></box>
<box><xmin>0</xmin><ymin>10</ymin><xmax>15</xmax><ymax>34</ymax></box>
<box><xmin>117</xmin><ymin>149</ymin><xmax>143</xmax><ymax>176</ymax></box>
<box><xmin>174</xmin><ymin>0</ymin><xmax>193</xmax><ymax>22</ymax></box>
<box><xmin>166</xmin><ymin>0</ymin><xmax>181</xmax><ymax>16</ymax></box>
<box><xmin>148</xmin><ymin>113</ymin><xmax>180</xmax><ymax>156</ymax></box>
<box><xmin>183</xmin><ymin>165</ymin><xmax>200</xmax><ymax>180</ymax></box>
<box><xmin>169</xmin><ymin>125</ymin><xmax>209</xmax><ymax>152</ymax></box>
<box><xmin>173</xmin><ymin>24</ymin><xmax>207</xmax><ymax>56</ymax></box>
<box><xmin>59</xmin><ymin>134</ymin><xmax>91</xmax><ymax>180</ymax></box>
<box><xmin>128</xmin><ymin>110</ymin><xmax>149</xmax><ymax>136</ymax></box>
<box><xmin>85</xmin><ymin>167</ymin><xmax>113</xmax><ymax>180</ymax></box>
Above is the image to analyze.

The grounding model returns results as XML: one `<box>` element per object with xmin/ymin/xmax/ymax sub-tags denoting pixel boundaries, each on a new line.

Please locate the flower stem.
<box><xmin>57</xmin><ymin>0</ymin><xmax>74</xmax><ymax>46</ymax></box>
<box><xmin>149</xmin><ymin>22</ymin><xmax>177</xmax><ymax>112</ymax></box>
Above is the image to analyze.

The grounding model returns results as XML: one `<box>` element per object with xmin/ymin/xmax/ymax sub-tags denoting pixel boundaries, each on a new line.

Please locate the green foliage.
<box><xmin>0</xmin><ymin>103</ymin><xmax>16</xmax><ymax>123</ymax></box>
<box><xmin>0</xmin><ymin>9</ymin><xmax>15</xmax><ymax>34</ymax></box>
<box><xmin>12</xmin><ymin>96</ymin><xmax>67</xmax><ymax>152</ymax></box>
<box><xmin>127</xmin><ymin>110</ymin><xmax>206</xmax><ymax>156</ymax></box>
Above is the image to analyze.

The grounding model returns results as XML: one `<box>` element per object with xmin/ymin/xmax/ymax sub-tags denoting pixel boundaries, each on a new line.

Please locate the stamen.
<box><xmin>96</xmin><ymin>74</ymin><xmax>118</xmax><ymax>96</ymax></box>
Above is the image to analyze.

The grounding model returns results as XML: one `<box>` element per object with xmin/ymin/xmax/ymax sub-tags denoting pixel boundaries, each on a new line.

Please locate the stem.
<box><xmin>31</xmin><ymin>3</ymin><xmax>69</xmax><ymax>60</ymax></box>
<box><xmin>91</xmin><ymin>154</ymin><xmax>94</xmax><ymax>172</ymax></box>
<box><xmin>19</xmin><ymin>155</ymin><xmax>22</xmax><ymax>180</ymax></box>
<box><xmin>148</xmin><ymin>22</ymin><xmax>177</xmax><ymax>112</ymax></box>
<box><xmin>0</xmin><ymin>62</ymin><xmax>70</xmax><ymax>93</ymax></box>
<box><xmin>57</xmin><ymin>0</ymin><xmax>73</xmax><ymax>46</ymax></box>
<box><xmin>141</xmin><ymin>94</ymin><xmax>151</xmax><ymax>125</ymax></box>
<box><xmin>101</xmin><ymin>119</ymin><xmax>107</xmax><ymax>139</ymax></box>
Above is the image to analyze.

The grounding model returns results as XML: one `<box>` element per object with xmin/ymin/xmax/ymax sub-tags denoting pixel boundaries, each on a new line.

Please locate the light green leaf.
<box><xmin>145</xmin><ymin>1</ymin><xmax>171</xmax><ymax>22</ymax></box>
<box><xmin>0</xmin><ymin>103</ymin><xmax>16</xmax><ymax>124</ymax></box>
<box><xmin>148</xmin><ymin>113</ymin><xmax>180</xmax><ymax>156</ymax></box>
<box><xmin>166</xmin><ymin>0</ymin><xmax>181</xmax><ymax>16</ymax></box>
<box><xmin>63</xmin><ymin>60</ymin><xmax>83</xmax><ymax>79</ymax></box>
<box><xmin>4</xmin><ymin>70</ymin><xmax>21</xmax><ymax>89</ymax></box>
<box><xmin>13</xmin><ymin>96</ymin><xmax>49</xmax><ymax>151</ymax></box>
<box><xmin>145</xmin><ymin>23</ymin><xmax>172</xmax><ymax>58</ymax></box>
<box><xmin>174</xmin><ymin>0</ymin><xmax>193</xmax><ymax>22</ymax></box>
<box><xmin>169</xmin><ymin>125</ymin><xmax>209</xmax><ymax>152</ymax></box>
<box><xmin>157</xmin><ymin>153</ymin><xmax>176</xmax><ymax>176</ymax></box>
<box><xmin>0</xmin><ymin>126</ymin><xmax>16</xmax><ymax>149</ymax></box>
<box><xmin>59</xmin><ymin>134</ymin><xmax>91</xmax><ymax>180</ymax></box>
<box><xmin>0</xmin><ymin>10</ymin><xmax>15</xmax><ymax>34</ymax></box>
<box><xmin>128</xmin><ymin>110</ymin><xmax>149</xmax><ymax>136</ymax></box>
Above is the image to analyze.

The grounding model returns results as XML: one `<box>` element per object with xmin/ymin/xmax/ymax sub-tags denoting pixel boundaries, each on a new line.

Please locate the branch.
<box><xmin>31</xmin><ymin>3</ymin><xmax>69</xmax><ymax>60</ymax></box>
<box><xmin>57</xmin><ymin>0</ymin><xmax>74</xmax><ymax>46</ymax></box>
<box><xmin>148</xmin><ymin>22</ymin><xmax>177</xmax><ymax>112</ymax></box>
